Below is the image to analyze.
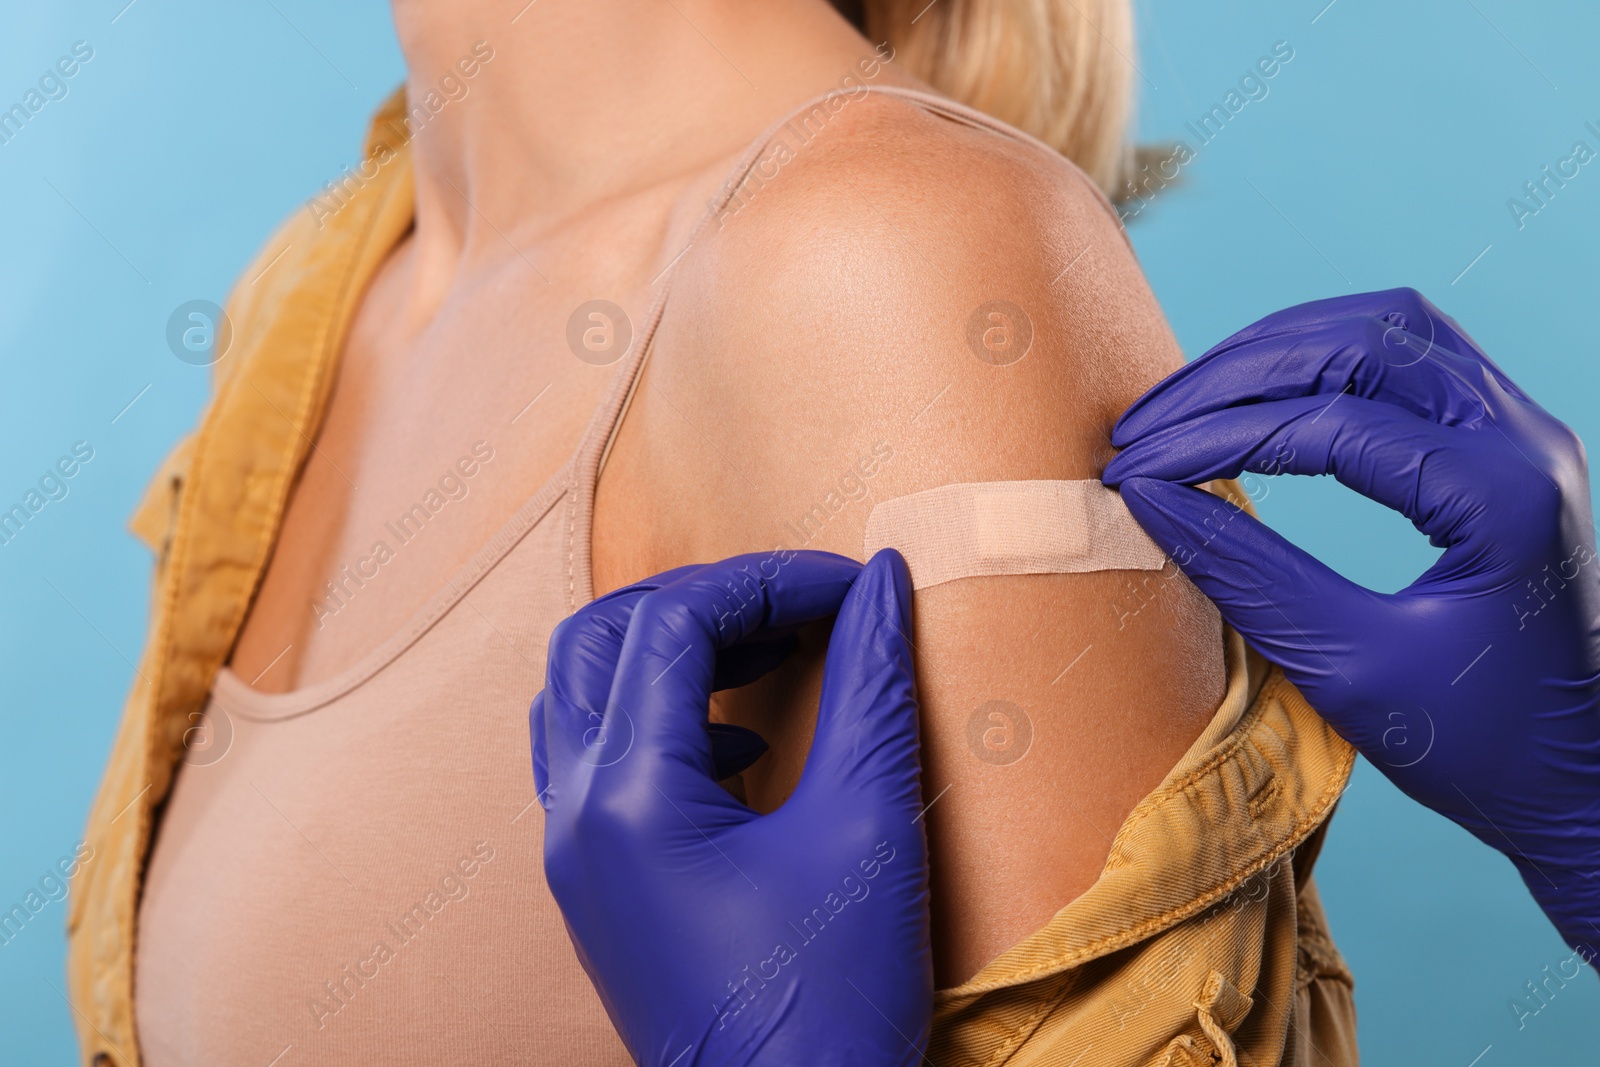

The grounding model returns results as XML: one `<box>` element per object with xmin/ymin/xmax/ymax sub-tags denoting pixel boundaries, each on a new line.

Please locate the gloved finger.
<box><xmin>537</xmin><ymin>567</ymin><xmax>794</xmax><ymax>811</ymax></box>
<box><xmin>1111</xmin><ymin>320</ymin><xmax>1496</xmax><ymax>443</ymax></box>
<box><xmin>1117</xmin><ymin>477</ymin><xmax>1387</xmax><ymax>747</ymax></box>
<box><xmin>540</xmin><ymin>564</ymin><xmax>707</xmax><ymax>750</ymax></box>
<box><xmin>793</xmin><ymin>550</ymin><xmax>925</xmax><ymax>821</ymax></box>
<box><xmin>712</xmin><ymin>632</ymin><xmax>800</xmax><ymax>691</ymax></box>
<box><xmin>595</xmin><ymin>551</ymin><xmax>861</xmax><ymax>800</ymax></box>
<box><xmin>1172</xmin><ymin>287</ymin><xmax>1531</xmax><ymax>405</ymax></box>
<box><xmin>1104</xmin><ymin>393</ymin><xmax>1496</xmax><ymax>548</ymax></box>
<box><xmin>531</xmin><ymin>690</ymin><xmax>551</xmax><ymax>806</ymax></box>
<box><xmin>536</xmin><ymin>703</ymin><xmax>769</xmax><ymax>805</ymax></box>
<box><xmin>707</xmin><ymin>722</ymin><xmax>769</xmax><ymax>779</ymax></box>
<box><xmin>537</xmin><ymin>585</ymin><xmax>653</xmax><ymax>810</ymax></box>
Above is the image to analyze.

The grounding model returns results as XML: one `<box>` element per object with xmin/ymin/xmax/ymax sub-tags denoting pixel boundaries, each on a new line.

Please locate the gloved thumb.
<box><xmin>795</xmin><ymin>549</ymin><xmax>925</xmax><ymax>821</ymax></box>
<box><xmin>1118</xmin><ymin>477</ymin><xmax>1384</xmax><ymax>740</ymax></box>
<box><xmin>706</xmin><ymin>722</ymin><xmax>769</xmax><ymax>780</ymax></box>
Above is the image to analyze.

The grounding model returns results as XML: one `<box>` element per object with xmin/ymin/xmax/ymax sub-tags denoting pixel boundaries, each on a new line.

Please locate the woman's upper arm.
<box><xmin>593</xmin><ymin>95</ymin><xmax>1227</xmax><ymax>985</ymax></box>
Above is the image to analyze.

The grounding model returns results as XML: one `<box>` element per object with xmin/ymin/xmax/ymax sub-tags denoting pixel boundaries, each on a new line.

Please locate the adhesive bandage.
<box><xmin>862</xmin><ymin>480</ymin><xmax>1166</xmax><ymax>590</ymax></box>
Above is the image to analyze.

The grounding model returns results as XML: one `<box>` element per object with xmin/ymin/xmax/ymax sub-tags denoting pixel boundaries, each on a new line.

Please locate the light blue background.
<box><xmin>1</xmin><ymin>0</ymin><xmax>1594</xmax><ymax>1062</ymax></box>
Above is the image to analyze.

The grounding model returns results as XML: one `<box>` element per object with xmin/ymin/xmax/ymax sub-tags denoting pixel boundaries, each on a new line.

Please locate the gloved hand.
<box><xmin>1103</xmin><ymin>288</ymin><xmax>1600</xmax><ymax>958</ymax></box>
<box><xmin>532</xmin><ymin>549</ymin><xmax>933</xmax><ymax>1066</ymax></box>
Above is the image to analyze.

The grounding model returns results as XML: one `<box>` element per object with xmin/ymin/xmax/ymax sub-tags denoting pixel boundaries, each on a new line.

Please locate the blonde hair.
<box><xmin>852</xmin><ymin>0</ymin><xmax>1136</xmax><ymax>196</ymax></box>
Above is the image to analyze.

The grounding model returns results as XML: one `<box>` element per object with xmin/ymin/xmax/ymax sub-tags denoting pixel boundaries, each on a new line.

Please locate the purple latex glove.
<box><xmin>532</xmin><ymin>549</ymin><xmax>933</xmax><ymax>1066</ymax></box>
<box><xmin>1103</xmin><ymin>288</ymin><xmax>1600</xmax><ymax>958</ymax></box>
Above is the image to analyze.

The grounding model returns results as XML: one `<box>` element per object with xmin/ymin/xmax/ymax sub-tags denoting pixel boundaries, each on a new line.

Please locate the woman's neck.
<box><xmin>388</xmin><ymin>0</ymin><xmax>890</xmax><ymax>297</ymax></box>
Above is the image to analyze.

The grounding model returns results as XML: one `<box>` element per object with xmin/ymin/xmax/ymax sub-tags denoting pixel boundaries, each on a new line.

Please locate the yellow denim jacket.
<box><xmin>67</xmin><ymin>90</ymin><xmax>1359</xmax><ymax>1066</ymax></box>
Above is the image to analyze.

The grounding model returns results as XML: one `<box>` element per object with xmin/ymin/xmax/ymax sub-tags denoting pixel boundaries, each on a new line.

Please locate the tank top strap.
<box><xmin>688</xmin><ymin>83</ymin><xmax>1115</xmax><ymax>233</ymax></box>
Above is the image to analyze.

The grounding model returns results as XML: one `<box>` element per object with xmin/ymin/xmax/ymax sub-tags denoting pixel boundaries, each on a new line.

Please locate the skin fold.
<box><xmin>228</xmin><ymin>0</ymin><xmax>1225</xmax><ymax>985</ymax></box>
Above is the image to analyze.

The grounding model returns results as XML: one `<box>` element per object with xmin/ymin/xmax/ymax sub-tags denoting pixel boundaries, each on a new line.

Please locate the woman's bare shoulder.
<box><xmin>640</xmin><ymin>87</ymin><xmax>1185</xmax><ymax>517</ymax></box>
<box><xmin>595</xmin><ymin>89</ymin><xmax>1227</xmax><ymax>984</ymax></box>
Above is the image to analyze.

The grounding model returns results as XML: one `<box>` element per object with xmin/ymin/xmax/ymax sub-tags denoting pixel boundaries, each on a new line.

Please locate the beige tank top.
<box><xmin>134</xmin><ymin>86</ymin><xmax>1078</xmax><ymax>1066</ymax></box>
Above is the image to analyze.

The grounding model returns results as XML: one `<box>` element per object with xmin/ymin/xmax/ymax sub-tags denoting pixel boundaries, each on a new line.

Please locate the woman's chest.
<box><xmin>230</xmin><ymin>248</ymin><xmax>640</xmax><ymax>690</ymax></box>
<box><xmin>137</xmin><ymin>525</ymin><xmax>632</xmax><ymax>1066</ymax></box>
